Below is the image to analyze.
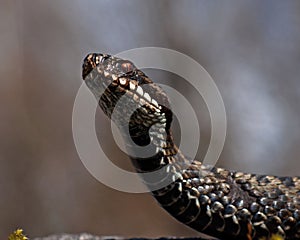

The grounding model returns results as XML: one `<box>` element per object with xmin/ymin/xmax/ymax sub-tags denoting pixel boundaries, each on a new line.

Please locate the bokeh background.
<box><xmin>1</xmin><ymin>0</ymin><xmax>300</xmax><ymax>239</ymax></box>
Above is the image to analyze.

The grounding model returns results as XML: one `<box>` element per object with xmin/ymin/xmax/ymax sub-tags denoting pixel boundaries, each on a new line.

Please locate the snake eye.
<box><xmin>96</xmin><ymin>54</ymin><xmax>110</xmax><ymax>64</ymax></box>
<box><xmin>121</xmin><ymin>61</ymin><xmax>134</xmax><ymax>73</ymax></box>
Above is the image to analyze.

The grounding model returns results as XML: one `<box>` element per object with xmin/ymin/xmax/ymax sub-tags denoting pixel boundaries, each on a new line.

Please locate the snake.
<box><xmin>81</xmin><ymin>53</ymin><xmax>300</xmax><ymax>240</ymax></box>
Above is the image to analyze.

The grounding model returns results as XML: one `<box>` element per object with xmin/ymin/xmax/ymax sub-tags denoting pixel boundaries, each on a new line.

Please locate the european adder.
<box><xmin>82</xmin><ymin>53</ymin><xmax>300</xmax><ymax>240</ymax></box>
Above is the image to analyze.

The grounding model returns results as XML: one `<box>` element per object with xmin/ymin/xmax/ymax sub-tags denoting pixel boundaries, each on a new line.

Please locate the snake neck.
<box><xmin>120</xmin><ymin>115</ymin><xmax>300</xmax><ymax>240</ymax></box>
<box><xmin>121</xmin><ymin>120</ymin><xmax>188</xmax><ymax>174</ymax></box>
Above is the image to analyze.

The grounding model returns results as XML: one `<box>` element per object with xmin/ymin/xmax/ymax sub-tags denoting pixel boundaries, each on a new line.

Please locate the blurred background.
<box><xmin>0</xmin><ymin>0</ymin><xmax>300</xmax><ymax>239</ymax></box>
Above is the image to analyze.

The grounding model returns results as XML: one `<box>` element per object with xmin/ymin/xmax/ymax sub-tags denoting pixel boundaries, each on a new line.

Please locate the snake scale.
<box><xmin>82</xmin><ymin>53</ymin><xmax>300</xmax><ymax>240</ymax></box>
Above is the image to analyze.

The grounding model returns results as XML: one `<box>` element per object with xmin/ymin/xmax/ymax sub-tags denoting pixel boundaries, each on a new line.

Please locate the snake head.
<box><xmin>82</xmin><ymin>53</ymin><xmax>173</xmax><ymax>147</ymax></box>
<box><xmin>82</xmin><ymin>53</ymin><xmax>133</xmax><ymax>80</ymax></box>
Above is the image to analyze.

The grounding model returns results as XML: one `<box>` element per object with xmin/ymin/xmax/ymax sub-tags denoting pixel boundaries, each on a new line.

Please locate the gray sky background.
<box><xmin>0</xmin><ymin>0</ymin><xmax>299</xmax><ymax>239</ymax></box>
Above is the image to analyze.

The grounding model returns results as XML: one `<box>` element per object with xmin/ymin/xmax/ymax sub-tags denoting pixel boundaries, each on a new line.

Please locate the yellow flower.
<box><xmin>259</xmin><ymin>234</ymin><xmax>285</xmax><ymax>240</ymax></box>
<box><xmin>269</xmin><ymin>234</ymin><xmax>285</xmax><ymax>240</ymax></box>
<box><xmin>8</xmin><ymin>229</ymin><xmax>28</xmax><ymax>240</ymax></box>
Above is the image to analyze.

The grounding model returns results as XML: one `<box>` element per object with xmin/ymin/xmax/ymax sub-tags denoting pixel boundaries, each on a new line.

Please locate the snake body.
<box><xmin>82</xmin><ymin>53</ymin><xmax>300</xmax><ymax>240</ymax></box>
